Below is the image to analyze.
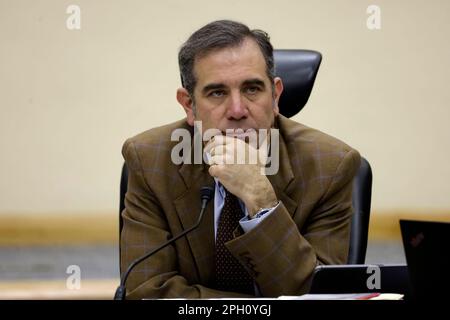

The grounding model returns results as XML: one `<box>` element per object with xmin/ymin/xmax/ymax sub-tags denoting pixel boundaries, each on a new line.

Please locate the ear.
<box><xmin>272</xmin><ymin>77</ymin><xmax>284</xmax><ymax>117</ymax></box>
<box><xmin>176</xmin><ymin>88</ymin><xmax>195</xmax><ymax>126</ymax></box>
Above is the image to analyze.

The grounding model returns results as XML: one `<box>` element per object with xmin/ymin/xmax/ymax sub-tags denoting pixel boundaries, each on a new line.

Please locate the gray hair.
<box><xmin>178</xmin><ymin>20</ymin><xmax>275</xmax><ymax>101</ymax></box>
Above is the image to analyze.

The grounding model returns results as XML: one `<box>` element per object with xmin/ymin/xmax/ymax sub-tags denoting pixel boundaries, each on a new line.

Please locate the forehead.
<box><xmin>193</xmin><ymin>38</ymin><xmax>268</xmax><ymax>88</ymax></box>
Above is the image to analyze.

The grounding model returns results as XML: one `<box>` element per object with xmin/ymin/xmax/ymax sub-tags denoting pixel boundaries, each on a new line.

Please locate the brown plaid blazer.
<box><xmin>120</xmin><ymin>115</ymin><xmax>361</xmax><ymax>299</ymax></box>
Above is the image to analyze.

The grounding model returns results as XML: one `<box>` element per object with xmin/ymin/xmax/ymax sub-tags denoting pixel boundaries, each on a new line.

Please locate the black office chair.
<box><xmin>119</xmin><ymin>49</ymin><xmax>372</xmax><ymax>264</ymax></box>
<box><xmin>348</xmin><ymin>157</ymin><xmax>372</xmax><ymax>264</ymax></box>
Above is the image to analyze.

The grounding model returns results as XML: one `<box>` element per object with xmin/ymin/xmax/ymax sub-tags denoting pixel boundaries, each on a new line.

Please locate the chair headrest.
<box><xmin>274</xmin><ymin>50</ymin><xmax>322</xmax><ymax>118</ymax></box>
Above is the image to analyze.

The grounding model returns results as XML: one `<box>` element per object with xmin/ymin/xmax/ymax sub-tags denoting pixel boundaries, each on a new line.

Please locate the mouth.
<box><xmin>222</xmin><ymin>128</ymin><xmax>256</xmax><ymax>134</ymax></box>
<box><xmin>223</xmin><ymin>128</ymin><xmax>259</xmax><ymax>143</ymax></box>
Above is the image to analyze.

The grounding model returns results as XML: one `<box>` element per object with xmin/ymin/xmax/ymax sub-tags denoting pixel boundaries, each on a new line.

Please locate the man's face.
<box><xmin>178</xmin><ymin>38</ymin><xmax>283</xmax><ymax>135</ymax></box>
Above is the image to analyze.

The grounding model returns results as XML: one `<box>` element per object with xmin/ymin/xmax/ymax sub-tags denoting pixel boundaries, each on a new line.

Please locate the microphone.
<box><xmin>114</xmin><ymin>186</ymin><xmax>215</xmax><ymax>300</ymax></box>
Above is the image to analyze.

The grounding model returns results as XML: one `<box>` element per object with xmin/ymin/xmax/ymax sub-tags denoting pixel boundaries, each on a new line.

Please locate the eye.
<box><xmin>245</xmin><ymin>86</ymin><xmax>260</xmax><ymax>95</ymax></box>
<box><xmin>209</xmin><ymin>90</ymin><xmax>226</xmax><ymax>98</ymax></box>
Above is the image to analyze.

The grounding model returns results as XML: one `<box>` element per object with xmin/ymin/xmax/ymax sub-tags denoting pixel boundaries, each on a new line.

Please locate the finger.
<box><xmin>204</xmin><ymin>135</ymin><xmax>222</xmax><ymax>154</ymax></box>
<box><xmin>203</xmin><ymin>150</ymin><xmax>213</xmax><ymax>165</ymax></box>
<box><xmin>204</xmin><ymin>135</ymin><xmax>237</xmax><ymax>157</ymax></box>
<box><xmin>221</xmin><ymin>135</ymin><xmax>241</xmax><ymax>146</ymax></box>
<box><xmin>204</xmin><ymin>142</ymin><xmax>225</xmax><ymax>164</ymax></box>
<box><xmin>210</xmin><ymin>135</ymin><xmax>236</xmax><ymax>148</ymax></box>
<box><xmin>225</xmin><ymin>130</ymin><xmax>253</xmax><ymax>143</ymax></box>
<box><xmin>210</xmin><ymin>154</ymin><xmax>235</xmax><ymax>165</ymax></box>
<box><xmin>210</xmin><ymin>155</ymin><xmax>223</xmax><ymax>165</ymax></box>
<box><xmin>210</xmin><ymin>144</ymin><xmax>227</xmax><ymax>157</ymax></box>
<box><xmin>208</xmin><ymin>164</ymin><xmax>225</xmax><ymax>178</ymax></box>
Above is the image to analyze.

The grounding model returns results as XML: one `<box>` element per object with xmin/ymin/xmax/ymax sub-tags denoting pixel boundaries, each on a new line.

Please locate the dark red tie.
<box><xmin>214</xmin><ymin>189</ymin><xmax>254</xmax><ymax>294</ymax></box>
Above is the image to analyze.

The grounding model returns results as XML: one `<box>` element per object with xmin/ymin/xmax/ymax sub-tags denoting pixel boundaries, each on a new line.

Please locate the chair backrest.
<box><xmin>348</xmin><ymin>157</ymin><xmax>372</xmax><ymax>264</ymax></box>
<box><xmin>119</xmin><ymin>162</ymin><xmax>128</xmax><ymax>234</ymax></box>
<box><xmin>119</xmin><ymin>49</ymin><xmax>372</xmax><ymax>264</ymax></box>
<box><xmin>274</xmin><ymin>50</ymin><xmax>322</xmax><ymax>117</ymax></box>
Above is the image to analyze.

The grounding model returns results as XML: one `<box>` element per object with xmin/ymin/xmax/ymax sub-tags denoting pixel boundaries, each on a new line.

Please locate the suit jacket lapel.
<box><xmin>267</xmin><ymin>125</ymin><xmax>298</xmax><ymax>216</ymax></box>
<box><xmin>175</xmin><ymin>157</ymin><xmax>216</xmax><ymax>285</ymax></box>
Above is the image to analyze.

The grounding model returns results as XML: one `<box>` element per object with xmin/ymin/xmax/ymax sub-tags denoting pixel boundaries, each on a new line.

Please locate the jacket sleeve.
<box><xmin>225</xmin><ymin>148</ymin><xmax>361</xmax><ymax>297</ymax></box>
<box><xmin>120</xmin><ymin>139</ymin><xmax>253</xmax><ymax>299</ymax></box>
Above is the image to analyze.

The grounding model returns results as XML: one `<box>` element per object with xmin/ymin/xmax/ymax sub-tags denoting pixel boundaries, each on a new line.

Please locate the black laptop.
<box><xmin>309</xmin><ymin>263</ymin><xmax>411</xmax><ymax>296</ymax></box>
<box><xmin>400</xmin><ymin>219</ymin><xmax>450</xmax><ymax>300</ymax></box>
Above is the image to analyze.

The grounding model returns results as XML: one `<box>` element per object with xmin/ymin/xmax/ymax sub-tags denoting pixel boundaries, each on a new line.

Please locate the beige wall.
<box><xmin>1</xmin><ymin>0</ymin><xmax>449</xmax><ymax>215</ymax></box>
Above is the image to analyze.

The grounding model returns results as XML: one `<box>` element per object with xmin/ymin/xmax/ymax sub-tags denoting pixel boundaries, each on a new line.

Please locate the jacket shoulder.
<box><xmin>278</xmin><ymin>115</ymin><xmax>361</xmax><ymax>178</ymax></box>
<box><xmin>123</xmin><ymin>119</ymin><xmax>189</xmax><ymax>147</ymax></box>
<box><xmin>121</xmin><ymin>119</ymin><xmax>191</xmax><ymax>167</ymax></box>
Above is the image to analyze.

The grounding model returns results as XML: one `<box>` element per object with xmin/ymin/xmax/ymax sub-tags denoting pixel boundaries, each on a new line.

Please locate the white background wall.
<box><xmin>1</xmin><ymin>0</ymin><xmax>449</xmax><ymax>214</ymax></box>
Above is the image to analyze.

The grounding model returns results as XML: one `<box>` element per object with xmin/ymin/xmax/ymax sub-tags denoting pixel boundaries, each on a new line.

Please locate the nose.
<box><xmin>226</xmin><ymin>91</ymin><xmax>248</xmax><ymax>120</ymax></box>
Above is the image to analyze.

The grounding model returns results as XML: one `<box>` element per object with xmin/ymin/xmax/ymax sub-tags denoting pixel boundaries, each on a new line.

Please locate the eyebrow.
<box><xmin>202</xmin><ymin>83</ymin><xmax>226</xmax><ymax>95</ymax></box>
<box><xmin>242</xmin><ymin>78</ymin><xmax>266</xmax><ymax>88</ymax></box>
<box><xmin>201</xmin><ymin>78</ymin><xmax>266</xmax><ymax>95</ymax></box>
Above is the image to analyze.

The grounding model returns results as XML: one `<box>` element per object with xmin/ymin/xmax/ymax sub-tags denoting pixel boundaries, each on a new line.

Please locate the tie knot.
<box><xmin>222</xmin><ymin>189</ymin><xmax>244</xmax><ymax>221</ymax></box>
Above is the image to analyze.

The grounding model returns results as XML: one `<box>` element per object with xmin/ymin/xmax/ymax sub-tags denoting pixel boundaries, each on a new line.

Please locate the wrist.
<box><xmin>241</xmin><ymin>176</ymin><xmax>278</xmax><ymax>218</ymax></box>
<box><xmin>247</xmin><ymin>195</ymin><xmax>278</xmax><ymax>218</ymax></box>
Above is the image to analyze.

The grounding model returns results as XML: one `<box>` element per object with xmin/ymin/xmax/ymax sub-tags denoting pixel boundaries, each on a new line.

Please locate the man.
<box><xmin>120</xmin><ymin>20</ymin><xmax>361</xmax><ymax>299</ymax></box>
